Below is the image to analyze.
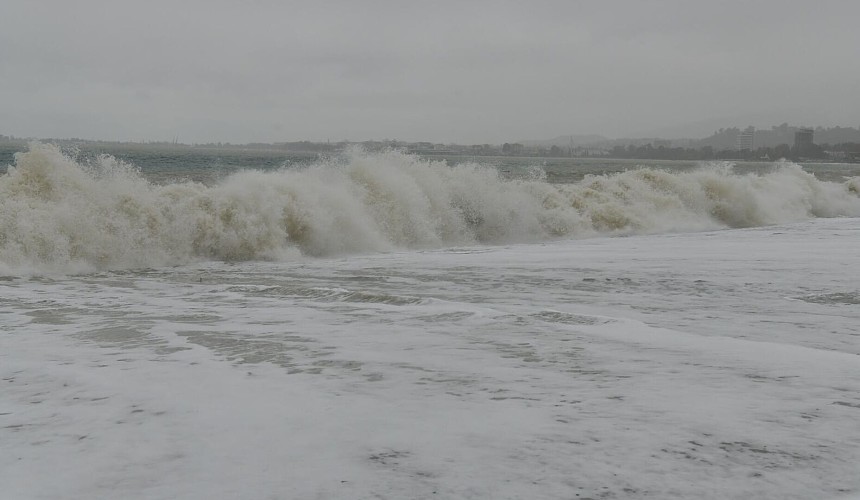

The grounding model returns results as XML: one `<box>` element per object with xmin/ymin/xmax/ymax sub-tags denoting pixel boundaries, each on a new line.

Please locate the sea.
<box><xmin>2</xmin><ymin>142</ymin><xmax>860</xmax><ymax>499</ymax></box>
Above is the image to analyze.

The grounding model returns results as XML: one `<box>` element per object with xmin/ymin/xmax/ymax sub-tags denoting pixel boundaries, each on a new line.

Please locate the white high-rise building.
<box><xmin>737</xmin><ymin>127</ymin><xmax>755</xmax><ymax>152</ymax></box>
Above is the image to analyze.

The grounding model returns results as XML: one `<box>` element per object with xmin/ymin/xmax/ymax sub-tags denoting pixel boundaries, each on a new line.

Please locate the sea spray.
<box><xmin>1</xmin><ymin>143</ymin><xmax>859</xmax><ymax>273</ymax></box>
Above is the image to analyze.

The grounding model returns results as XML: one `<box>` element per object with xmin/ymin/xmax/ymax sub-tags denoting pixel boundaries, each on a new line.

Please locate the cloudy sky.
<box><xmin>2</xmin><ymin>0</ymin><xmax>859</xmax><ymax>144</ymax></box>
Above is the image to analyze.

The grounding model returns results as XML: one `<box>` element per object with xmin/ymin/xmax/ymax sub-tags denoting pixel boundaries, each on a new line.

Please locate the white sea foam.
<box><xmin>3</xmin><ymin>218</ymin><xmax>860</xmax><ymax>499</ymax></box>
<box><xmin>1</xmin><ymin>143</ymin><xmax>859</xmax><ymax>273</ymax></box>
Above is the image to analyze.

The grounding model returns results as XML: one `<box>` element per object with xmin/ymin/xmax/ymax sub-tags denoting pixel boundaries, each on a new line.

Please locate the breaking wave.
<box><xmin>2</xmin><ymin>143</ymin><xmax>859</xmax><ymax>273</ymax></box>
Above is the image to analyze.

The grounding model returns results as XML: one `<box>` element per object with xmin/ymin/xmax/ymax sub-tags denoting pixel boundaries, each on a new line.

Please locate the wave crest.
<box><xmin>1</xmin><ymin>143</ymin><xmax>858</xmax><ymax>273</ymax></box>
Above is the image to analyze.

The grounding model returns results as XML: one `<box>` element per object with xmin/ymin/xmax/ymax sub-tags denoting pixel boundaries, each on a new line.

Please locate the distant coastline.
<box><xmin>3</xmin><ymin>122</ymin><xmax>860</xmax><ymax>163</ymax></box>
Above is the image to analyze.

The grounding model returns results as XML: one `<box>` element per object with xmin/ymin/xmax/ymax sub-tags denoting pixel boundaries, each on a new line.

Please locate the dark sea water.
<box><xmin>0</xmin><ymin>143</ymin><xmax>319</xmax><ymax>184</ymax></box>
<box><xmin>3</xmin><ymin>142</ymin><xmax>859</xmax><ymax>184</ymax></box>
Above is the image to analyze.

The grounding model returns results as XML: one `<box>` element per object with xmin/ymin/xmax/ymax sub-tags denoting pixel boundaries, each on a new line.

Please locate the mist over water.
<box><xmin>1</xmin><ymin>143</ymin><xmax>859</xmax><ymax>274</ymax></box>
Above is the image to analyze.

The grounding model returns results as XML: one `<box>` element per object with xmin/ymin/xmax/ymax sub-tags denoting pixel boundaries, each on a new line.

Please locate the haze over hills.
<box><xmin>631</xmin><ymin>109</ymin><xmax>835</xmax><ymax>140</ymax></box>
<box><xmin>522</xmin><ymin>124</ymin><xmax>860</xmax><ymax>150</ymax></box>
<box><xmin>696</xmin><ymin>124</ymin><xmax>860</xmax><ymax>149</ymax></box>
<box><xmin>521</xmin><ymin>134</ymin><xmax>610</xmax><ymax>148</ymax></box>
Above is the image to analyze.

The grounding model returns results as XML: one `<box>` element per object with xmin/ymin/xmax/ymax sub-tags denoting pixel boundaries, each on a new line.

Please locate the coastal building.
<box><xmin>794</xmin><ymin>128</ymin><xmax>814</xmax><ymax>153</ymax></box>
<box><xmin>737</xmin><ymin>127</ymin><xmax>755</xmax><ymax>152</ymax></box>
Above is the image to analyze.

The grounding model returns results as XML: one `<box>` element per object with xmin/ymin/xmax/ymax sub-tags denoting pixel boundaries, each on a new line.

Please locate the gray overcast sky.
<box><xmin>2</xmin><ymin>0</ymin><xmax>859</xmax><ymax>144</ymax></box>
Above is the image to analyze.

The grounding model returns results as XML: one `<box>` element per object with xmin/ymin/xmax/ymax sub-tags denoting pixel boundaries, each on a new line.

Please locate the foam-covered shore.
<box><xmin>2</xmin><ymin>143</ymin><xmax>859</xmax><ymax>273</ymax></box>
<box><xmin>2</xmin><ymin>218</ymin><xmax>859</xmax><ymax>499</ymax></box>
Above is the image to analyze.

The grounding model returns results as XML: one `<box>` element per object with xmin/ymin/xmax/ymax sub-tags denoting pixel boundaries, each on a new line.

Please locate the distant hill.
<box><xmin>525</xmin><ymin>124</ymin><xmax>860</xmax><ymax>152</ymax></box>
<box><xmin>695</xmin><ymin>124</ymin><xmax>860</xmax><ymax>149</ymax></box>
